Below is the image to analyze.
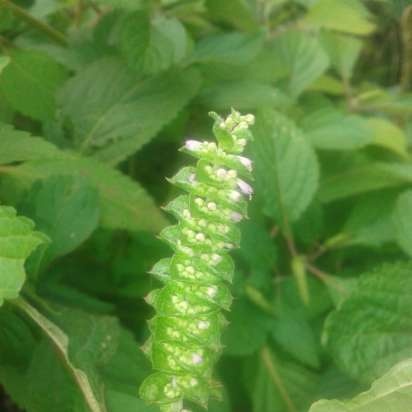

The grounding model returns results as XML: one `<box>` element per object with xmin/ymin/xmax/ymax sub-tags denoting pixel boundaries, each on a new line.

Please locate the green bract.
<box><xmin>139</xmin><ymin>110</ymin><xmax>254</xmax><ymax>411</ymax></box>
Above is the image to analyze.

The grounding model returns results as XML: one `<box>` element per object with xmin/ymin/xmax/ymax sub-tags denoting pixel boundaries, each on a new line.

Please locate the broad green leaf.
<box><xmin>1</xmin><ymin>299</ymin><xmax>154</xmax><ymax>412</ymax></box>
<box><xmin>301</xmin><ymin>108</ymin><xmax>373</xmax><ymax>150</ymax></box>
<box><xmin>302</xmin><ymin>0</ymin><xmax>376</xmax><ymax>35</ymax></box>
<box><xmin>246</xmin><ymin>346</ymin><xmax>319</xmax><ymax>412</ymax></box>
<box><xmin>59</xmin><ymin>58</ymin><xmax>201</xmax><ymax>162</ymax></box>
<box><xmin>323</xmin><ymin>262</ymin><xmax>412</xmax><ymax>382</ymax></box>
<box><xmin>343</xmin><ymin>191</ymin><xmax>397</xmax><ymax>247</ymax></box>
<box><xmin>367</xmin><ymin>118</ymin><xmax>409</xmax><ymax>158</ymax></box>
<box><xmin>206</xmin><ymin>0</ymin><xmax>258</xmax><ymax>31</ymax></box>
<box><xmin>309</xmin><ymin>358</ymin><xmax>412</xmax><ymax>412</ymax></box>
<box><xmin>320</xmin><ymin>162</ymin><xmax>412</xmax><ymax>202</ymax></box>
<box><xmin>119</xmin><ymin>11</ymin><xmax>190</xmax><ymax>75</ymax></box>
<box><xmin>252</xmin><ymin>109</ymin><xmax>319</xmax><ymax>223</ymax></box>
<box><xmin>0</xmin><ymin>122</ymin><xmax>61</xmax><ymax>165</ymax></box>
<box><xmin>198</xmin><ymin>80</ymin><xmax>289</xmax><ymax>110</ymax></box>
<box><xmin>320</xmin><ymin>32</ymin><xmax>362</xmax><ymax>79</ymax></box>
<box><xmin>3</xmin><ymin>155</ymin><xmax>167</xmax><ymax>233</ymax></box>
<box><xmin>222</xmin><ymin>298</ymin><xmax>271</xmax><ymax>356</ymax></box>
<box><xmin>0</xmin><ymin>50</ymin><xmax>67</xmax><ymax>121</ymax></box>
<box><xmin>393</xmin><ymin>190</ymin><xmax>412</xmax><ymax>256</ymax></box>
<box><xmin>0</xmin><ymin>207</ymin><xmax>46</xmax><ymax>306</ymax></box>
<box><xmin>270</xmin><ymin>31</ymin><xmax>329</xmax><ymax>97</ymax></box>
<box><xmin>21</xmin><ymin>176</ymin><xmax>100</xmax><ymax>260</ymax></box>
<box><xmin>191</xmin><ymin>31</ymin><xmax>264</xmax><ymax>65</ymax></box>
<box><xmin>271</xmin><ymin>312</ymin><xmax>320</xmax><ymax>368</ymax></box>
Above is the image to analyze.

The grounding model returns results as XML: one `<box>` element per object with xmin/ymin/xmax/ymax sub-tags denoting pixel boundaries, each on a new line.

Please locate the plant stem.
<box><xmin>260</xmin><ymin>346</ymin><xmax>297</xmax><ymax>412</ymax></box>
<box><xmin>0</xmin><ymin>0</ymin><xmax>68</xmax><ymax>46</ymax></box>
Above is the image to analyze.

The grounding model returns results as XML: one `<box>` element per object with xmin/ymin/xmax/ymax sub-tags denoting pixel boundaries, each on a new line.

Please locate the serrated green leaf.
<box><xmin>59</xmin><ymin>58</ymin><xmax>201</xmax><ymax>163</ymax></box>
<box><xmin>302</xmin><ymin>0</ymin><xmax>376</xmax><ymax>35</ymax></box>
<box><xmin>271</xmin><ymin>312</ymin><xmax>320</xmax><ymax>368</ymax></box>
<box><xmin>309</xmin><ymin>358</ymin><xmax>412</xmax><ymax>412</ymax></box>
<box><xmin>20</xmin><ymin>175</ymin><xmax>100</xmax><ymax>260</ymax></box>
<box><xmin>343</xmin><ymin>191</ymin><xmax>397</xmax><ymax>247</ymax></box>
<box><xmin>0</xmin><ymin>122</ymin><xmax>61</xmax><ymax>164</ymax></box>
<box><xmin>323</xmin><ymin>262</ymin><xmax>412</xmax><ymax>383</ymax></box>
<box><xmin>393</xmin><ymin>190</ymin><xmax>412</xmax><ymax>256</ymax></box>
<box><xmin>368</xmin><ymin>117</ymin><xmax>409</xmax><ymax>158</ymax></box>
<box><xmin>252</xmin><ymin>109</ymin><xmax>319</xmax><ymax>223</ymax></box>
<box><xmin>320</xmin><ymin>162</ymin><xmax>412</xmax><ymax>202</ymax></box>
<box><xmin>119</xmin><ymin>11</ymin><xmax>190</xmax><ymax>75</ymax></box>
<box><xmin>206</xmin><ymin>0</ymin><xmax>258</xmax><ymax>31</ymax></box>
<box><xmin>320</xmin><ymin>32</ymin><xmax>362</xmax><ymax>79</ymax></box>
<box><xmin>301</xmin><ymin>108</ymin><xmax>373</xmax><ymax>150</ymax></box>
<box><xmin>222</xmin><ymin>298</ymin><xmax>271</xmax><ymax>356</ymax></box>
<box><xmin>3</xmin><ymin>155</ymin><xmax>167</xmax><ymax>233</ymax></box>
<box><xmin>198</xmin><ymin>80</ymin><xmax>289</xmax><ymax>110</ymax></box>
<box><xmin>191</xmin><ymin>31</ymin><xmax>264</xmax><ymax>65</ymax></box>
<box><xmin>0</xmin><ymin>207</ymin><xmax>46</xmax><ymax>306</ymax></box>
<box><xmin>0</xmin><ymin>50</ymin><xmax>67</xmax><ymax>121</ymax></box>
<box><xmin>270</xmin><ymin>31</ymin><xmax>329</xmax><ymax>97</ymax></box>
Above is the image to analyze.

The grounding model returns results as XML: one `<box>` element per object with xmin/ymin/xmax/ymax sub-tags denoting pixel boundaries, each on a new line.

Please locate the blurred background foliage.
<box><xmin>0</xmin><ymin>0</ymin><xmax>412</xmax><ymax>411</ymax></box>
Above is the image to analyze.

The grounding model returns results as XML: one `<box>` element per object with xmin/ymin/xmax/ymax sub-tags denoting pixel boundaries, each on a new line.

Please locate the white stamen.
<box><xmin>231</xmin><ymin>211</ymin><xmax>243</xmax><ymax>222</ymax></box>
<box><xmin>229</xmin><ymin>190</ymin><xmax>241</xmax><ymax>202</ymax></box>
<box><xmin>198</xmin><ymin>320</ymin><xmax>209</xmax><ymax>330</ymax></box>
<box><xmin>207</xmin><ymin>202</ymin><xmax>217</xmax><ymax>211</ymax></box>
<box><xmin>237</xmin><ymin>179</ymin><xmax>253</xmax><ymax>199</ymax></box>
<box><xmin>185</xmin><ymin>139</ymin><xmax>202</xmax><ymax>151</ymax></box>
<box><xmin>237</xmin><ymin>155</ymin><xmax>253</xmax><ymax>171</ymax></box>
<box><xmin>216</xmin><ymin>168</ymin><xmax>227</xmax><ymax>179</ymax></box>
<box><xmin>192</xmin><ymin>353</ymin><xmax>203</xmax><ymax>365</ymax></box>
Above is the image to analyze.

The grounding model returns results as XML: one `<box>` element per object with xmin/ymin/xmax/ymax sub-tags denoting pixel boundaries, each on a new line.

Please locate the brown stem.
<box><xmin>0</xmin><ymin>0</ymin><xmax>68</xmax><ymax>46</ymax></box>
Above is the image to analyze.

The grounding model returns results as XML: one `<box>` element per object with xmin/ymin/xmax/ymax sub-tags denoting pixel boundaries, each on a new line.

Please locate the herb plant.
<box><xmin>0</xmin><ymin>1</ymin><xmax>412</xmax><ymax>412</ymax></box>
<box><xmin>139</xmin><ymin>110</ymin><xmax>254</xmax><ymax>411</ymax></box>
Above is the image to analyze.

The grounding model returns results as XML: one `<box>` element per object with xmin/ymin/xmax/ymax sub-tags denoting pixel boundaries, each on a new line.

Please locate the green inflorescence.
<box><xmin>139</xmin><ymin>109</ymin><xmax>255</xmax><ymax>412</ymax></box>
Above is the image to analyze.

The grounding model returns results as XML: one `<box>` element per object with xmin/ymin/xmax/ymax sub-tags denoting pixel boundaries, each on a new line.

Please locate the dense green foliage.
<box><xmin>0</xmin><ymin>1</ymin><xmax>412</xmax><ymax>412</ymax></box>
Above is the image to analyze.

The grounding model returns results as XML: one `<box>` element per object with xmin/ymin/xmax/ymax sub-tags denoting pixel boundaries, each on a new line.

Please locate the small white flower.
<box><xmin>229</xmin><ymin>190</ymin><xmax>241</xmax><ymax>202</ymax></box>
<box><xmin>191</xmin><ymin>353</ymin><xmax>203</xmax><ymax>365</ymax></box>
<box><xmin>230</xmin><ymin>211</ymin><xmax>243</xmax><ymax>222</ymax></box>
<box><xmin>237</xmin><ymin>155</ymin><xmax>253</xmax><ymax>171</ymax></box>
<box><xmin>211</xmin><ymin>253</ymin><xmax>221</xmax><ymax>264</ymax></box>
<box><xmin>216</xmin><ymin>168</ymin><xmax>227</xmax><ymax>179</ymax></box>
<box><xmin>207</xmin><ymin>202</ymin><xmax>217</xmax><ymax>211</ymax></box>
<box><xmin>195</xmin><ymin>232</ymin><xmax>205</xmax><ymax>241</ymax></box>
<box><xmin>237</xmin><ymin>179</ymin><xmax>253</xmax><ymax>199</ymax></box>
<box><xmin>207</xmin><ymin>286</ymin><xmax>217</xmax><ymax>297</ymax></box>
<box><xmin>227</xmin><ymin>169</ymin><xmax>237</xmax><ymax>179</ymax></box>
<box><xmin>188</xmin><ymin>173</ymin><xmax>196</xmax><ymax>184</ymax></box>
<box><xmin>197</xmin><ymin>320</ymin><xmax>209</xmax><ymax>330</ymax></box>
<box><xmin>185</xmin><ymin>139</ymin><xmax>202</xmax><ymax>151</ymax></box>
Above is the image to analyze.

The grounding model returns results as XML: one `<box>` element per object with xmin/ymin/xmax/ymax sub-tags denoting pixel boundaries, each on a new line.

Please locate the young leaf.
<box><xmin>309</xmin><ymin>358</ymin><xmax>412</xmax><ymax>412</ymax></box>
<box><xmin>119</xmin><ymin>11</ymin><xmax>190</xmax><ymax>75</ymax></box>
<box><xmin>323</xmin><ymin>262</ymin><xmax>412</xmax><ymax>383</ymax></box>
<box><xmin>252</xmin><ymin>109</ymin><xmax>319</xmax><ymax>223</ymax></box>
<box><xmin>270</xmin><ymin>31</ymin><xmax>329</xmax><ymax>97</ymax></box>
<box><xmin>0</xmin><ymin>207</ymin><xmax>46</xmax><ymax>306</ymax></box>
<box><xmin>302</xmin><ymin>0</ymin><xmax>376</xmax><ymax>35</ymax></box>
<box><xmin>0</xmin><ymin>50</ymin><xmax>67</xmax><ymax>121</ymax></box>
